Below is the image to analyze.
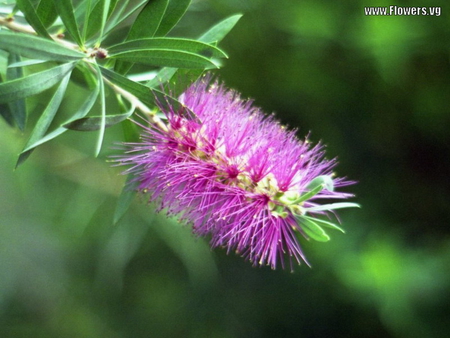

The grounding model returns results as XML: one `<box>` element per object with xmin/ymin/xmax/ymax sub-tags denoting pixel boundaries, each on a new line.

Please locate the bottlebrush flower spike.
<box><xmin>117</xmin><ymin>76</ymin><xmax>359</xmax><ymax>270</ymax></box>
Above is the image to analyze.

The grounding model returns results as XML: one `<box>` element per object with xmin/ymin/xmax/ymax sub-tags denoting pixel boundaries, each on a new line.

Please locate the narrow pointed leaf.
<box><xmin>0</xmin><ymin>62</ymin><xmax>75</xmax><ymax>103</ymax></box>
<box><xmin>83</xmin><ymin>0</ymin><xmax>101</xmax><ymax>40</ymax></box>
<box><xmin>93</xmin><ymin>63</ymin><xmax>105</xmax><ymax>156</ymax></box>
<box><xmin>298</xmin><ymin>217</ymin><xmax>330</xmax><ymax>242</ymax></box>
<box><xmin>0</xmin><ymin>31</ymin><xmax>85</xmax><ymax>61</ymax></box>
<box><xmin>63</xmin><ymin>110</ymin><xmax>133</xmax><ymax>131</ymax></box>
<box><xmin>302</xmin><ymin>215</ymin><xmax>345</xmax><ymax>233</ymax></box>
<box><xmin>154</xmin><ymin>0</ymin><xmax>191</xmax><ymax>37</ymax></box>
<box><xmin>0</xmin><ymin>103</ymin><xmax>15</xmax><ymax>127</ymax></box>
<box><xmin>16</xmin><ymin>0</ymin><xmax>52</xmax><ymax>38</ymax></box>
<box><xmin>17</xmin><ymin>71</ymin><xmax>72</xmax><ymax>167</ymax></box>
<box><xmin>108</xmin><ymin>38</ymin><xmax>227</xmax><ymax>58</ymax></box>
<box><xmin>292</xmin><ymin>184</ymin><xmax>324</xmax><ymax>204</ymax></box>
<box><xmin>306</xmin><ymin>202</ymin><xmax>361</xmax><ymax>212</ymax></box>
<box><xmin>96</xmin><ymin>0</ymin><xmax>111</xmax><ymax>45</ymax></box>
<box><xmin>110</xmin><ymin>49</ymin><xmax>219</xmax><ymax>69</ymax></box>
<box><xmin>6</xmin><ymin>53</ymin><xmax>26</xmax><ymax>130</ymax></box>
<box><xmin>36</xmin><ymin>0</ymin><xmax>58</xmax><ymax>28</ymax></box>
<box><xmin>145</xmin><ymin>67</ymin><xmax>177</xmax><ymax>88</ymax></box>
<box><xmin>113</xmin><ymin>0</ymin><xmax>169</xmax><ymax>74</ymax></box>
<box><xmin>8</xmin><ymin>59</ymin><xmax>47</xmax><ymax>68</ymax></box>
<box><xmin>306</xmin><ymin>175</ymin><xmax>334</xmax><ymax>192</ymax></box>
<box><xmin>198</xmin><ymin>14</ymin><xmax>243</xmax><ymax>43</ymax></box>
<box><xmin>127</xmin><ymin>0</ymin><xmax>169</xmax><ymax>40</ymax></box>
<box><xmin>53</xmin><ymin>0</ymin><xmax>83</xmax><ymax>46</ymax></box>
<box><xmin>22</xmin><ymin>73</ymin><xmax>100</xmax><ymax>152</ymax></box>
<box><xmin>104</xmin><ymin>0</ymin><xmax>147</xmax><ymax>36</ymax></box>
<box><xmin>113</xmin><ymin>174</ymin><xmax>139</xmax><ymax>224</ymax></box>
<box><xmin>0</xmin><ymin>74</ymin><xmax>15</xmax><ymax>126</ymax></box>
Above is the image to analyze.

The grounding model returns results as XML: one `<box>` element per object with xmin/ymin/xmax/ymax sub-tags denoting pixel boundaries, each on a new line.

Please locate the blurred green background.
<box><xmin>1</xmin><ymin>0</ymin><xmax>450</xmax><ymax>337</ymax></box>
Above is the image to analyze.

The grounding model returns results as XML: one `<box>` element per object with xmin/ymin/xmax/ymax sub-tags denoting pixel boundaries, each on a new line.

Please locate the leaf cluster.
<box><xmin>0</xmin><ymin>0</ymin><xmax>242</xmax><ymax>164</ymax></box>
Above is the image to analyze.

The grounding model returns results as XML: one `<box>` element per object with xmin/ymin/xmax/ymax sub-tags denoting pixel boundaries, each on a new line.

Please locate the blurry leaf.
<box><xmin>0</xmin><ymin>31</ymin><xmax>85</xmax><ymax>61</ymax></box>
<box><xmin>53</xmin><ymin>0</ymin><xmax>83</xmax><ymax>46</ymax></box>
<box><xmin>64</xmin><ymin>110</ymin><xmax>133</xmax><ymax>131</ymax></box>
<box><xmin>127</xmin><ymin>0</ymin><xmax>169</xmax><ymax>40</ymax></box>
<box><xmin>292</xmin><ymin>183</ymin><xmax>324</xmax><ymax>204</ymax></box>
<box><xmin>99</xmin><ymin>66</ymin><xmax>199</xmax><ymax>122</ymax></box>
<box><xmin>114</xmin><ymin>0</ymin><xmax>169</xmax><ymax>74</ymax></box>
<box><xmin>159</xmin><ymin>68</ymin><xmax>204</xmax><ymax>97</ymax></box>
<box><xmin>103</xmin><ymin>0</ymin><xmax>147</xmax><ymax>36</ymax></box>
<box><xmin>0</xmin><ymin>62</ymin><xmax>75</xmax><ymax>103</ymax></box>
<box><xmin>83</xmin><ymin>0</ymin><xmax>102</xmax><ymax>40</ymax></box>
<box><xmin>93</xmin><ymin>62</ymin><xmax>105</xmax><ymax>156</ymax></box>
<box><xmin>108</xmin><ymin>38</ymin><xmax>227</xmax><ymax>58</ymax></box>
<box><xmin>6</xmin><ymin>53</ymin><xmax>26</xmax><ymax>130</ymax></box>
<box><xmin>110</xmin><ymin>49</ymin><xmax>220</xmax><ymax>69</ymax></box>
<box><xmin>0</xmin><ymin>74</ymin><xmax>15</xmax><ymax>127</ymax></box>
<box><xmin>36</xmin><ymin>0</ymin><xmax>58</xmax><ymax>28</ymax></box>
<box><xmin>121</xmin><ymin>117</ymin><xmax>140</xmax><ymax>142</ymax></box>
<box><xmin>145</xmin><ymin>67</ymin><xmax>177</xmax><ymax>88</ymax></box>
<box><xmin>154</xmin><ymin>0</ymin><xmax>191</xmax><ymax>37</ymax></box>
<box><xmin>198</xmin><ymin>14</ymin><xmax>243</xmax><ymax>43</ymax></box>
<box><xmin>113</xmin><ymin>173</ymin><xmax>139</xmax><ymax>224</ymax></box>
<box><xmin>23</xmin><ymin>70</ymin><xmax>99</xmax><ymax>152</ymax></box>
<box><xmin>17</xmin><ymin>70</ymin><xmax>72</xmax><ymax>167</ymax></box>
<box><xmin>107</xmin><ymin>0</ymin><xmax>119</xmax><ymax>18</ymax></box>
<box><xmin>84</xmin><ymin>0</ymin><xmax>111</xmax><ymax>45</ymax></box>
<box><xmin>302</xmin><ymin>215</ymin><xmax>345</xmax><ymax>233</ymax></box>
<box><xmin>306</xmin><ymin>202</ymin><xmax>361</xmax><ymax>212</ymax></box>
<box><xmin>297</xmin><ymin>217</ymin><xmax>330</xmax><ymax>242</ymax></box>
<box><xmin>8</xmin><ymin>59</ymin><xmax>47</xmax><ymax>68</ymax></box>
<box><xmin>0</xmin><ymin>103</ymin><xmax>14</xmax><ymax>127</ymax></box>
<box><xmin>16</xmin><ymin>0</ymin><xmax>52</xmax><ymax>38</ymax></box>
<box><xmin>70</xmin><ymin>62</ymin><xmax>98</xmax><ymax>90</ymax></box>
<box><xmin>98</xmin><ymin>0</ymin><xmax>111</xmax><ymax>45</ymax></box>
<box><xmin>306</xmin><ymin>175</ymin><xmax>334</xmax><ymax>192</ymax></box>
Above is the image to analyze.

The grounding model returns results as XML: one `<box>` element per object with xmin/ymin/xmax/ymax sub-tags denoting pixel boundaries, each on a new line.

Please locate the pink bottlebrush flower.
<box><xmin>117</xmin><ymin>76</ymin><xmax>358</xmax><ymax>270</ymax></box>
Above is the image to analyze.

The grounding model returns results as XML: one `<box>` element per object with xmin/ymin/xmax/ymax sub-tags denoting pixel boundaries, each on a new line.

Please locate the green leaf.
<box><xmin>85</xmin><ymin>0</ymin><xmax>111</xmax><ymax>46</ymax></box>
<box><xmin>53</xmin><ymin>0</ymin><xmax>83</xmax><ymax>46</ymax></box>
<box><xmin>16</xmin><ymin>0</ymin><xmax>52</xmax><ymax>38</ymax></box>
<box><xmin>8</xmin><ymin>59</ymin><xmax>47</xmax><ymax>68</ymax></box>
<box><xmin>0</xmin><ymin>73</ymin><xmax>15</xmax><ymax>127</ymax></box>
<box><xmin>36</xmin><ymin>0</ymin><xmax>58</xmax><ymax>28</ymax></box>
<box><xmin>108</xmin><ymin>38</ymin><xmax>227</xmax><ymax>58</ymax></box>
<box><xmin>145</xmin><ymin>67</ymin><xmax>177</xmax><ymax>88</ymax></box>
<box><xmin>0</xmin><ymin>102</ymin><xmax>15</xmax><ymax>127</ymax></box>
<box><xmin>110</xmin><ymin>49</ymin><xmax>219</xmax><ymax>69</ymax></box>
<box><xmin>0</xmin><ymin>62</ymin><xmax>75</xmax><ymax>103</ymax></box>
<box><xmin>83</xmin><ymin>0</ymin><xmax>101</xmax><ymax>40</ymax></box>
<box><xmin>103</xmin><ymin>0</ymin><xmax>147</xmax><ymax>37</ymax></box>
<box><xmin>113</xmin><ymin>0</ymin><xmax>169</xmax><ymax>74</ymax></box>
<box><xmin>63</xmin><ymin>110</ymin><xmax>133</xmax><ymax>131</ymax></box>
<box><xmin>93</xmin><ymin>63</ymin><xmax>105</xmax><ymax>156</ymax></box>
<box><xmin>198</xmin><ymin>14</ymin><xmax>243</xmax><ymax>44</ymax></box>
<box><xmin>113</xmin><ymin>174</ymin><xmax>139</xmax><ymax>224</ymax></box>
<box><xmin>0</xmin><ymin>31</ymin><xmax>85</xmax><ymax>62</ymax></box>
<box><xmin>121</xmin><ymin>117</ymin><xmax>140</xmax><ymax>142</ymax></box>
<box><xmin>22</xmin><ymin>69</ymin><xmax>100</xmax><ymax>152</ymax></box>
<box><xmin>291</xmin><ymin>184</ymin><xmax>324</xmax><ymax>205</ymax></box>
<box><xmin>306</xmin><ymin>175</ymin><xmax>334</xmax><ymax>192</ymax></box>
<box><xmin>99</xmin><ymin>66</ymin><xmax>199</xmax><ymax>122</ymax></box>
<box><xmin>17</xmin><ymin>70</ymin><xmax>72</xmax><ymax>167</ymax></box>
<box><xmin>6</xmin><ymin>53</ymin><xmax>26</xmax><ymax>130</ymax></box>
<box><xmin>305</xmin><ymin>202</ymin><xmax>361</xmax><ymax>212</ymax></box>
<box><xmin>128</xmin><ymin>0</ymin><xmax>169</xmax><ymax>40</ymax></box>
<box><xmin>297</xmin><ymin>217</ymin><xmax>330</xmax><ymax>242</ymax></box>
<box><xmin>302</xmin><ymin>215</ymin><xmax>345</xmax><ymax>233</ymax></box>
<box><xmin>155</xmin><ymin>0</ymin><xmax>191</xmax><ymax>37</ymax></box>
